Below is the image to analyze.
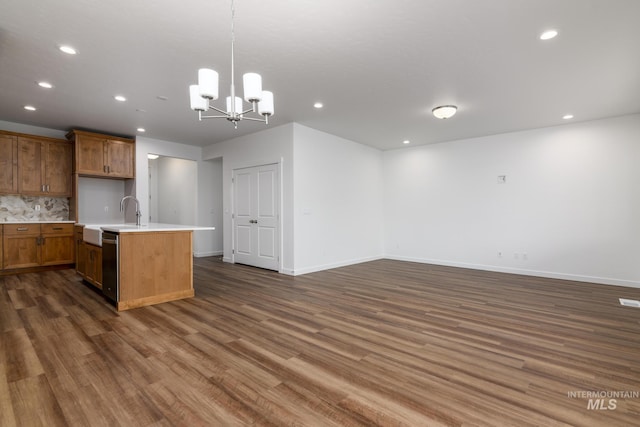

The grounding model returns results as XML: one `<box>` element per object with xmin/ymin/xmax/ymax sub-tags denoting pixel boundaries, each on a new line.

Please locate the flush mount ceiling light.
<box><xmin>540</xmin><ymin>29</ymin><xmax>558</xmax><ymax>40</ymax></box>
<box><xmin>432</xmin><ymin>105</ymin><xmax>457</xmax><ymax>119</ymax></box>
<box><xmin>58</xmin><ymin>45</ymin><xmax>77</xmax><ymax>55</ymax></box>
<box><xmin>189</xmin><ymin>0</ymin><xmax>274</xmax><ymax>129</ymax></box>
<box><xmin>114</xmin><ymin>95</ymin><xmax>126</xmax><ymax>102</ymax></box>
<box><xmin>137</xmin><ymin>127</ymin><xmax>146</xmax><ymax>132</ymax></box>
<box><xmin>24</xmin><ymin>105</ymin><xmax>37</xmax><ymax>111</ymax></box>
<box><xmin>563</xmin><ymin>114</ymin><xmax>574</xmax><ymax>120</ymax></box>
<box><xmin>313</xmin><ymin>102</ymin><xmax>323</xmax><ymax>109</ymax></box>
<box><xmin>37</xmin><ymin>81</ymin><xmax>53</xmax><ymax>89</ymax></box>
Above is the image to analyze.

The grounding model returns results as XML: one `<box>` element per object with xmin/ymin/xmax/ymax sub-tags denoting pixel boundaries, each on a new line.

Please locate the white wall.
<box><xmin>292</xmin><ymin>124</ymin><xmax>384</xmax><ymax>274</ymax></box>
<box><xmin>0</xmin><ymin>120</ymin><xmax>66</xmax><ymax>139</ymax></box>
<box><xmin>78</xmin><ymin>177</ymin><xmax>126</xmax><ymax>223</ymax></box>
<box><xmin>202</xmin><ymin>123</ymin><xmax>295</xmax><ymax>271</ymax></box>
<box><xmin>135</xmin><ymin>136</ymin><xmax>219</xmax><ymax>256</ymax></box>
<box><xmin>384</xmin><ymin>114</ymin><xmax>640</xmax><ymax>287</ymax></box>
<box><xmin>198</xmin><ymin>157</ymin><xmax>224</xmax><ymax>256</ymax></box>
<box><xmin>156</xmin><ymin>156</ymin><xmax>197</xmax><ymax>225</ymax></box>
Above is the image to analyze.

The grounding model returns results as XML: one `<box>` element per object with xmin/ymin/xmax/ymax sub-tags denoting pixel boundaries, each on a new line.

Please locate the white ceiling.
<box><xmin>1</xmin><ymin>0</ymin><xmax>639</xmax><ymax>150</ymax></box>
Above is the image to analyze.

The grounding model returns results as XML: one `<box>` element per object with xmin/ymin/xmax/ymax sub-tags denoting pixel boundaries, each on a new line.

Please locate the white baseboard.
<box><xmin>193</xmin><ymin>250</ymin><xmax>223</xmax><ymax>258</ymax></box>
<box><xmin>290</xmin><ymin>255</ymin><xmax>384</xmax><ymax>276</ymax></box>
<box><xmin>385</xmin><ymin>255</ymin><xmax>640</xmax><ymax>289</ymax></box>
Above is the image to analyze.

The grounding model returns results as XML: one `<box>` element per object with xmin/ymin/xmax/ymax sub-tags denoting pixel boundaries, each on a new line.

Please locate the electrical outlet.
<box><xmin>497</xmin><ymin>251</ymin><xmax>502</xmax><ymax>258</ymax></box>
<box><xmin>104</xmin><ymin>206</ymin><xmax>109</xmax><ymax>212</ymax></box>
<box><xmin>497</xmin><ymin>175</ymin><xmax>506</xmax><ymax>184</ymax></box>
<box><xmin>35</xmin><ymin>204</ymin><xmax>41</xmax><ymax>211</ymax></box>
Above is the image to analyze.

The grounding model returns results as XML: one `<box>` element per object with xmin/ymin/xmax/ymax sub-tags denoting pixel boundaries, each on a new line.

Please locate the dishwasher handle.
<box><xmin>102</xmin><ymin>237</ymin><xmax>118</xmax><ymax>244</ymax></box>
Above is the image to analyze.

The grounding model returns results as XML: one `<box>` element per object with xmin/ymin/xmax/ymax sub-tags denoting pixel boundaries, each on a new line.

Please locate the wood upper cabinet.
<box><xmin>0</xmin><ymin>133</ymin><xmax>18</xmax><ymax>194</ymax></box>
<box><xmin>67</xmin><ymin>130</ymin><xmax>135</xmax><ymax>178</ymax></box>
<box><xmin>17</xmin><ymin>136</ymin><xmax>72</xmax><ymax>197</ymax></box>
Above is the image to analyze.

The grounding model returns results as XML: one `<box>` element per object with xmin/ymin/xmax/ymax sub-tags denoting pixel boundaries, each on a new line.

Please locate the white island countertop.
<box><xmin>98</xmin><ymin>223</ymin><xmax>215</xmax><ymax>233</ymax></box>
<box><xmin>3</xmin><ymin>220</ymin><xmax>76</xmax><ymax>224</ymax></box>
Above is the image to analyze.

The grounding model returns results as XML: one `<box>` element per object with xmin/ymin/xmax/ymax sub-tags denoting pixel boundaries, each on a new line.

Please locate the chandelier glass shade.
<box><xmin>188</xmin><ymin>0</ymin><xmax>274</xmax><ymax>128</ymax></box>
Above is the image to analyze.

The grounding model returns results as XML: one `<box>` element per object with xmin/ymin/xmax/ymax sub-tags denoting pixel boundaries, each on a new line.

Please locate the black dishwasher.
<box><xmin>102</xmin><ymin>231</ymin><xmax>119</xmax><ymax>302</ymax></box>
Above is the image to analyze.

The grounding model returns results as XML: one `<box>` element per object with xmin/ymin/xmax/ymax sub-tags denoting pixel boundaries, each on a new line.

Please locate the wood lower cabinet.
<box><xmin>0</xmin><ymin>133</ymin><xmax>18</xmax><ymax>194</ymax></box>
<box><xmin>117</xmin><ymin>230</ymin><xmax>193</xmax><ymax>311</ymax></box>
<box><xmin>67</xmin><ymin>130</ymin><xmax>135</xmax><ymax>178</ymax></box>
<box><xmin>84</xmin><ymin>243</ymin><xmax>102</xmax><ymax>288</ymax></box>
<box><xmin>41</xmin><ymin>223</ymin><xmax>75</xmax><ymax>266</ymax></box>
<box><xmin>2</xmin><ymin>223</ymin><xmax>74</xmax><ymax>270</ymax></box>
<box><xmin>75</xmin><ymin>225</ymin><xmax>102</xmax><ymax>288</ymax></box>
<box><xmin>3</xmin><ymin>224</ymin><xmax>41</xmax><ymax>269</ymax></box>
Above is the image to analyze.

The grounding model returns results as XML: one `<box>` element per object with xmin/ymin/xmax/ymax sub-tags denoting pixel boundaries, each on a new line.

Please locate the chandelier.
<box><xmin>188</xmin><ymin>0</ymin><xmax>274</xmax><ymax>128</ymax></box>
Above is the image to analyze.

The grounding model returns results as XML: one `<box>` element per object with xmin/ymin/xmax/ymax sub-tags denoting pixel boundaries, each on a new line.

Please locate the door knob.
<box><xmin>249</xmin><ymin>219</ymin><xmax>258</xmax><ymax>224</ymax></box>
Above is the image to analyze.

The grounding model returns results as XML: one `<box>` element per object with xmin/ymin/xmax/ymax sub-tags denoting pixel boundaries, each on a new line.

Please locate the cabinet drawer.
<box><xmin>41</xmin><ymin>223</ymin><xmax>74</xmax><ymax>235</ymax></box>
<box><xmin>3</xmin><ymin>224</ymin><xmax>40</xmax><ymax>235</ymax></box>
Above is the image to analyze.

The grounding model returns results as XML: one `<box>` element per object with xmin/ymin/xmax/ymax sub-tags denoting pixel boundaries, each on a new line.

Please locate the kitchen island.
<box><xmin>84</xmin><ymin>223</ymin><xmax>214</xmax><ymax>311</ymax></box>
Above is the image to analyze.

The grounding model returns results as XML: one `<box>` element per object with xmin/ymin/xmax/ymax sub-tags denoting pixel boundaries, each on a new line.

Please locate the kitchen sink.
<box><xmin>83</xmin><ymin>226</ymin><xmax>103</xmax><ymax>247</ymax></box>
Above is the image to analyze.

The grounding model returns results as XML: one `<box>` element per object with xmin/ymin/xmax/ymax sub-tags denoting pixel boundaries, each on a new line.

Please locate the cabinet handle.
<box><xmin>41</xmin><ymin>184</ymin><xmax>45</xmax><ymax>192</ymax></box>
<box><xmin>17</xmin><ymin>227</ymin><xmax>29</xmax><ymax>231</ymax></box>
<box><xmin>104</xmin><ymin>165</ymin><xmax>108</xmax><ymax>173</ymax></box>
<box><xmin>46</xmin><ymin>184</ymin><xmax>50</xmax><ymax>192</ymax></box>
<box><xmin>53</xmin><ymin>227</ymin><xmax>63</xmax><ymax>231</ymax></box>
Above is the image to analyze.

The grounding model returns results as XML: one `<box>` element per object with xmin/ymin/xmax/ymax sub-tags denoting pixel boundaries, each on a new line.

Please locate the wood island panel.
<box><xmin>117</xmin><ymin>230</ymin><xmax>193</xmax><ymax>311</ymax></box>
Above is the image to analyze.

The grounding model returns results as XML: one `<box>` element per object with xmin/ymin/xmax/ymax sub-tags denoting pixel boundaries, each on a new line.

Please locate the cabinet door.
<box><xmin>106</xmin><ymin>140</ymin><xmax>134</xmax><ymax>177</ymax></box>
<box><xmin>3</xmin><ymin>225</ymin><xmax>40</xmax><ymax>269</ymax></box>
<box><xmin>44</xmin><ymin>141</ymin><xmax>72</xmax><ymax>196</ymax></box>
<box><xmin>0</xmin><ymin>134</ymin><xmax>18</xmax><ymax>194</ymax></box>
<box><xmin>41</xmin><ymin>223</ymin><xmax>74</xmax><ymax>266</ymax></box>
<box><xmin>17</xmin><ymin>137</ymin><xmax>45</xmax><ymax>195</ymax></box>
<box><xmin>41</xmin><ymin>235</ymin><xmax>75</xmax><ymax>265</ymax></box>
<box><xmin>76</xmin><ymin>134</ymin><xmax>106</xmax><ymax>175</ymax></box>
<box><xmin>85</xmin><ymin>245</ymin><xmax>103</xmax><ymax>287</ymax></box>
<box><xmin>75</xmin><ymin>227</ymin><xmax>86</xmax><ymax>274</ymax></box>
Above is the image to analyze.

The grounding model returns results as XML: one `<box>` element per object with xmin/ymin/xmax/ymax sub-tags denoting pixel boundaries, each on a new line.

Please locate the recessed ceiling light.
<box><xmin>37</xmin><ymin>81</ymin><xmax>53</xmax><ymax>89</ymax></box>
<box><xmin>403</xmin><ymin>140</ymin><xmax>410</xmax><ymax>144</ymax></box>
<box><xmin>147</xmin><ymin>154</ymin><xmax>159</xmax><ymax>160</ymax></box>
<box><xmin>540</xmin><ymin>30</ymin><xmax>558</xmax><ymax>40</ymax></box>
<box><xmin>563</xmin><ymin>114</ymin><xmax>574</xmax><ymax>120</ymax></box>
<box><xmin>24</xmin><ymin>105</ymin><xmax>36</xmax><ymax>111</ymax></box>
<box><xmin>314</xmin><ymin>102</ymin><xmax>323</xmax><ymax>109</ymax></box>
<box><xmin>58</xmin><ymin>45</ymin><xmax>77</xmax><ymax>55</ymax></box>
<box><xmin>137</xmin><ymin>127</ymin><xmax>146</xmax><ymax>133</ymax></box>
<box><xmin>114</xmin><ymin>95</ymin><xmax>127</xmax><ymax>102</ymax></box>
<box><xmin>432</xmin><ymin>105</ymin><xmax>457</xmax><ymax>119</ymax></box>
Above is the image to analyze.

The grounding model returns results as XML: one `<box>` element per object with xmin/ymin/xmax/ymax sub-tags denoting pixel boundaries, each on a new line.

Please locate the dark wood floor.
<box><xmin>1</xmin><ymin>258</ymin><xmax>639</xmax><ymax>426</ymax></box>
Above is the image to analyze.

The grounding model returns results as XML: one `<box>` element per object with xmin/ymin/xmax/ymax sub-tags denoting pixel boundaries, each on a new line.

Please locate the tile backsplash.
<box><xmin>0</xmin><ymin>195</ymin><xmax>70</xmax><ymax>222</ymax></box>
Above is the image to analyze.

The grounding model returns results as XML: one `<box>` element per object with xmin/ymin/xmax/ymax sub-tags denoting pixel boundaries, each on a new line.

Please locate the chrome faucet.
<box><xmin>120</xmin><ymin>196</ymin><xmax>142</xmax><ymax>226</ymax></box>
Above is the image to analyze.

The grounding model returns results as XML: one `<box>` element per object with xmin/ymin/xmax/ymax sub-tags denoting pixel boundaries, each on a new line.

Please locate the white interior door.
<box><xmin>233</xmin><ymin>163</ymin><xmax>279</xmax><ymax>270</ymax></box>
